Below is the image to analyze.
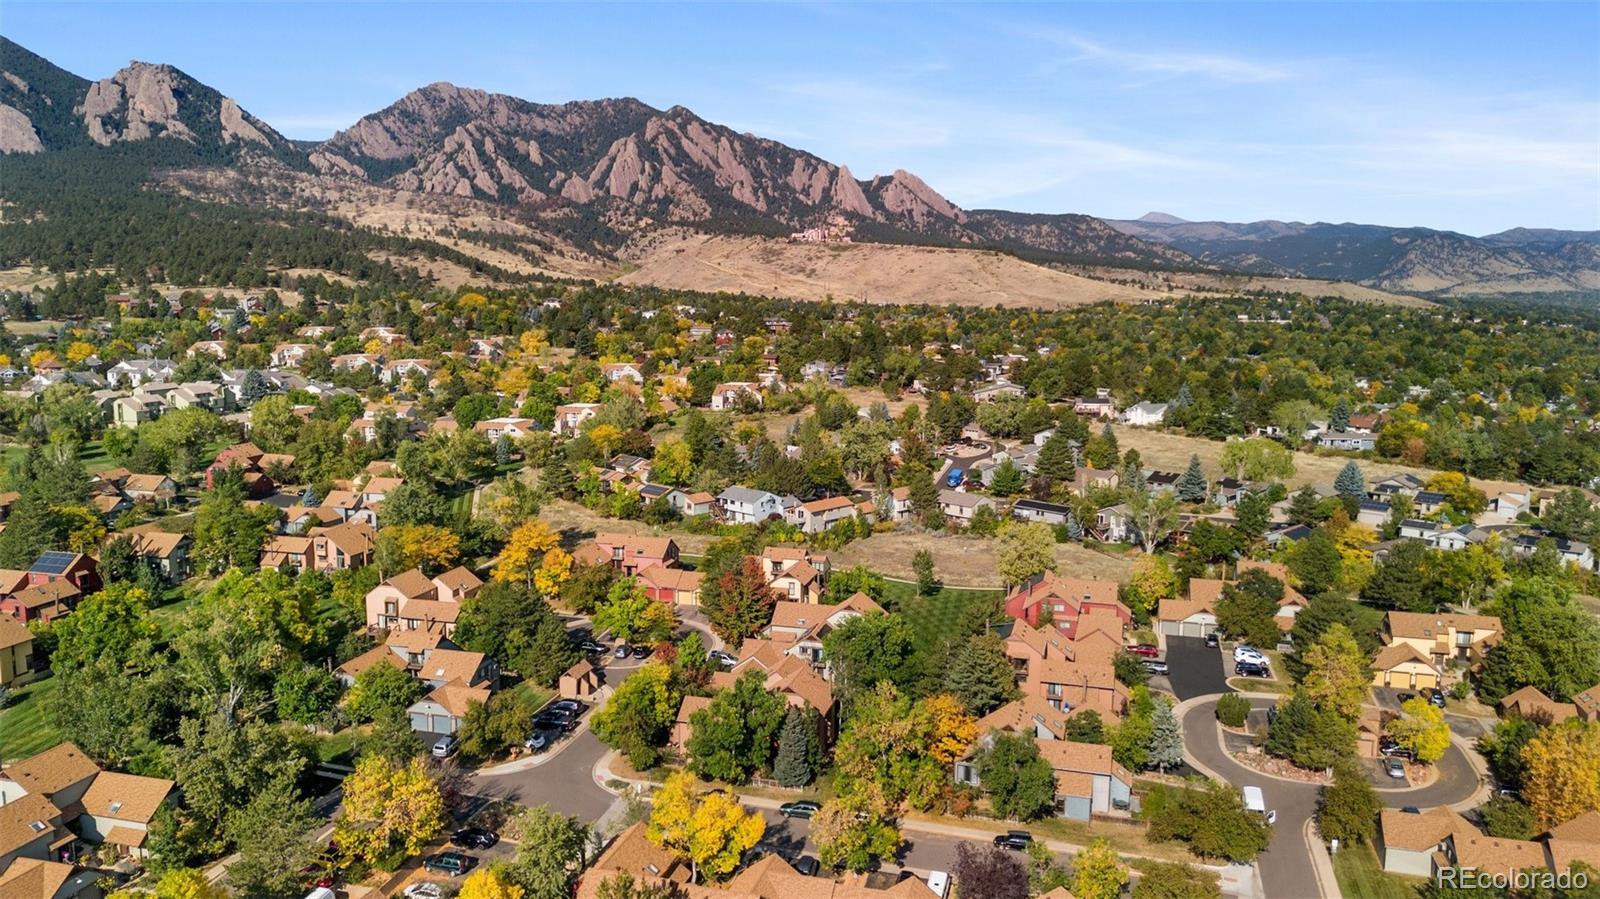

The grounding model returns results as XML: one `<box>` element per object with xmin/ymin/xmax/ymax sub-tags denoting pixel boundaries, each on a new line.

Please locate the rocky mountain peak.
<box><xmin>73</xmin><ymin>58</ymin><xmax>286</xmax><ymax>149</ymax></box>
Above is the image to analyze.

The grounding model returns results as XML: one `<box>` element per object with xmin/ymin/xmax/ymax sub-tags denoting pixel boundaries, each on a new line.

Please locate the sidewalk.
<box><xmin>587</xmin><ymin>749</ymin><xmax>1252</xmax><ymax>896</ymax></box>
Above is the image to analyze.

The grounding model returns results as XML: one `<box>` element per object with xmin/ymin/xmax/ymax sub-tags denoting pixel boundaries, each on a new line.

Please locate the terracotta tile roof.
<box><xmin>78</xmin><ymin>771</ymin><xmax>173</xmax><ymax>824</ymax></box>
<box><xmin>1</xmin><ymin>743</ymin><xmax>98</xmax><ymax>797</ymax></box>
<box><xmin>0</xmin><ymin>614</ymin><xmax>32</xmax><ymax>650</ymax></box>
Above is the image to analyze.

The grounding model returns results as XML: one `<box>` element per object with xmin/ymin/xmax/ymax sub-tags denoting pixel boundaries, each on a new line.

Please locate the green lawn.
<box><xmin>0</xmin><ymin>677</ymin><xmax>63</xmax><ymax>759</ymax></box>
<box><xmin>508</xmin><ymin>680</ymin><xmax>555</xmax><ymax>712</ymax></box>
<box><xmin>883</xmin><ymin>580</ymin><xmax>1005</xmax><ymax>652</ymax></box>
<box><xmin>1332</xmin><ymin>840</ymin><xmax>1421</xmax><ymax>899</ymax></box>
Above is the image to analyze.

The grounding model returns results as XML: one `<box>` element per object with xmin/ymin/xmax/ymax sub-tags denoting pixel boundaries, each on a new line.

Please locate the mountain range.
<box><xmin>3</xmin><ymin>35</ymin><xmax>1597</xmax><ymax>300</ymax></box>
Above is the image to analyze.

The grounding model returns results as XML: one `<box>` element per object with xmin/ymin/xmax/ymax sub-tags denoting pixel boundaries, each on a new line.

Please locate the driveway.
<box><xmin>1370</xmin><ymin>740</ymin><xmax>1482</xmax><ymax>807</ymax></box>
<box><xmin>1165</xmin><ymin>636</ymin><xmax>1230</xmax><ymax>701</ymax></box>
<box><xmin>1181</xmin><ymin>697</ymin><xmax>1321</xmax><ymax>899</ymax></box>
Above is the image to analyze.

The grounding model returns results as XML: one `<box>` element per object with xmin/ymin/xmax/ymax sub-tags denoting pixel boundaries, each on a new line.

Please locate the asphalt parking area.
<box><xmin>1164</xmin><ymin>635</ymin><xmax>1230</xmax><ymax>700</ymax></box>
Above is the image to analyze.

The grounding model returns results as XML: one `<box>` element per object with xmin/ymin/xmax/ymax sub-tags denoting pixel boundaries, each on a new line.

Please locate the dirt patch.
<box><xmin>539</xmin><ymin>499</ymin><xmax>714</xmax><ymax>555</ymax></box>
<box><xmin>619</xmin><ymin>233</ymin><xmax>1163</xmax><ymax>309</ymax></box>
<box><xmin>829</xmin><ymin>528</ymin><xmax>1133</xmax><ymax>586</ymax></box>
<box><xmin>1230</xmin><ymin>749</ymin><xmax>1333</xmax><ymax>785</ymax></box>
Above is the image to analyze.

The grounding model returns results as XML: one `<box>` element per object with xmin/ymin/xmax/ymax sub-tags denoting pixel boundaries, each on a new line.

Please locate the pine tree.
<box><xmin>773</xmin><ymin>706</ymin><xmax>816</xmax><ymax>787</ymax></box>
<box><xmin>240</xmin><ymin>368</ymin><xmax>269</xmax><ymax>405</ymax></box>
<box><xmin>1098</xmin><ymin>423</ymin><xmax>1119</xmax><ymax>465</ymax></box>
<box><xmin>943</xmin><ymin>635</ymin><xmax>1020</xmax><ymax>716</ymax></box>
<box><xmin>1036</xmin><ymin>430</ymin><xmax>1076</xmax><ymax>484</ymax></box>
<box><xmin>1171</xmin><ymin>383</ymin><xmax>1193</xmax><ymax>410</ymax></box>
<box><xmin>1147</xmin><ymin>697</ymin><xmax>1184</xmax><ymax>772</ymax></box>
<box><xmin>1330</xmin><ymin>398</ymin><xmax>1351</xmax><ymax>432</ymax></box>
<box><xmin>1288</xmin><ymin>484</ymin><xmax>1324</xmax><ymax>526</ymax></box>
<box><xmin>543</xmin><ymin>457</ymin><xmax>575</xmax><ymax>500</ymax></box>
<box><xmin>1334</xmin><ymin>461</ymin><xmax>1365</xmax><ymax>506</ymax></box>
<box><xmin>1175</xmin><ymin>454</ymin><xmax>1208</xmax><ymax>502</ymax></box>
<box><xmin>1066</xmin><ymin>512</ymin><xmax>1084</xmax><ymax>541</ymax></box>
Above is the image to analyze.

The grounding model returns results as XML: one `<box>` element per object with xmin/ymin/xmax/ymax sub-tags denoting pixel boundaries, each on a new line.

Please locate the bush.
<box><xmin>1479</xmin><ymin>796</ymin><xmax>1538</xmax><ymax>840</ymax></box>
<box><xmin>1216</xmin><ymin>694</ymin><xmax>1251</xmax><ymax>728</ymax></box>
<box><xmin>1450</xmin><ymin>681</ymin><xmax>1472</xmax><ymax>701</ymax></box>
<box><xmin>1142</xmin><ymin>780</ymin><xmax>1272</xmax><ymax>863</ymax></box>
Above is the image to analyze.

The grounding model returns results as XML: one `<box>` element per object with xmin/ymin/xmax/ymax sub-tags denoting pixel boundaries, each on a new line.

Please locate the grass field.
<box><xmin>1332</xmin><ymin>840</ymin><xmax>1421</xmax><ymax>899</ymax></box>
<box><xmin>0</xmin><ymin>677</ymin><xmax>63</xmax><ymax>758</ymax></box>
<box><xmin>882</xmin><ymin>580</ymin><xmax>1005</xmax><ymax>652</ymax></box>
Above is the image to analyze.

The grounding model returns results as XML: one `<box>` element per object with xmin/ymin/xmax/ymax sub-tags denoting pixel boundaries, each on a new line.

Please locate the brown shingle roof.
<box><xmin>382</xmin><ymin>568</ymin><xmax>438</xmax><ymax>600</ymax></box>
<box><xmin>0</xmin><ymin>793</ymin><xmax>63</xmax><ymax>856</ymax></box>
<box><xmin>1</xmin><ymin>743</ymin><xmax>99</xmax><ymax>797</ymax></box>
<box><xmin>1387</xmin><ymin>611</ymin><xmax>1502</xmax><ymax>641</ymax></box>
<box><xmin>1379</xmin><ymin>806</ymin><xmax>1471</xmax><ymax>851</ymax></box>
<box><xmin>78</xmin><ymin>771</ymin><xmax>173</xmax><ymax>825</ymax></box>
<box><xmin>0</xmin><ymin>614</ymin><xmax>32</xmax><ymax>650</ymax></box>
<box><xmin>432</xmin><ymin>566</ymin><xmax>483</xmax><ymax>594</ymax></box>
<box><xmin>419</xmin><ymin>682</ymin><xmax>492</xmax><ymax>718</ymax></box>
<box><xmin>0</xmin><ymin>858</ymin><xmax>78</xmax><ymax>899</ymax></box>
<box><xmin>417</xmin><ymin>648</ymin><xmax>488</xmax><ymax>686</ymax></box>
<box><xmin>1372</xmin><ymin>642</ymin><xmax>1433</xmax><ymax>671</ymax></box>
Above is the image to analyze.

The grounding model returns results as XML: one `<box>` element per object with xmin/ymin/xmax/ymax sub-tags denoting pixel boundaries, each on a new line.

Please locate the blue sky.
<box><xmin>5</xmin><ymin>2</ymin><xmax>1598</xmax><ymax>233</ymax></box>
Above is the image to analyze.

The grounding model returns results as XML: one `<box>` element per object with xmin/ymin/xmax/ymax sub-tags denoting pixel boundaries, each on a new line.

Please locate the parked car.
<box><xmin>524</xmin><ymin>731</ymin><xmax>550</xmax><ymax>752</ymax></box>
<box><xmin>451</xmin><ymin>828</ymin><xmax>499</xmax><ymax>850</ymax></box>
<box><xmin>708</xmin><ymin>649</ymin><xmax>737</xmax><ymax>668</ymax></box>
<box><xmin>779</xmin><ymin>800</ymin><xmax>822</xmax><ymax>819</ymax></box>
<box><xmin>632</xmin><ymin>645</ymin><xmax>654</xmax><ymax>660</ymax></box>
<box><xmin>534</xmin><ymin>711</ymin><xmax>575</xmax><ymax>732</ymax></box>
<box><xmin>946</xmin><ymin>467</ymin><xmax>964</xmax><ymax>488</ymax></box>
<box><xmin>993</xmin><ymin>830</ymin><xmax>1033</xmax><ymax>851</ymax></box>
<box><xmin>403</xmin><ymin>884</ymin><xmax>445</xmax><ymax>899</ymax></box>
<box><xmin>1142</xmin><ymin>660</ymin><xmax>1170</xmax><ymax>675</ymax></box>
<box><xmin>614</xmin><ymin>645</ymin><xmax>632</xmax><ymax>659</ymax></box>
<box><xmin>1429</xmin><ymin>688</ymin><xmax>1447</xmax><ymax>708</ymax></box>
<box><xmin>792</xmin><ymin>856</ymin><xmax>821</xmax><ymax>876</ymax></box>
<box><xmin>1233</xmin><ymin>645</ymin><xmax>1267</xmax><ymax>664</ymax></box>
<box><xmin>431</xmin><ymin>735</ymin><xmax>458</xmax><ymax>759</ymax></box>
<box><xmin>422</xmin><ymin>851</ymin><xmax>475</xmax><ymax>876</ymax></box>
<box><xmin>1127</xmin><ymin>644</ymin><xmax>1160</xmax><ymax>658</ymax></box>
<box><xmin>1205</xmin><ymin>632</ymin><xmax>1220</xmax><ymax>648</ymax></box>
<box><xmin>580</xmin><ymin>640</ymin><xmax>607</xmax><ymax>654</ymax></box>
<box><xmin>551</xmin><ymin>699</ymin><xmax>586</xmax><ymax>715</ymax></box>
<box><xmin>1385</xmin><ymin>758</ymin><xmax>1407</xmax><ymax>780</ymax></box>
<box><xmin>1235</xmin><ymin>661</ymin><xmax>1271</xmax><ymax>678</ymax></box>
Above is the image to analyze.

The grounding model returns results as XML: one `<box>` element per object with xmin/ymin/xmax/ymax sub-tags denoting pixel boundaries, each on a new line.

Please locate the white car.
<box><xmin>1233</xmin><ymin>645</ymin><xmax>1267</xmax><ymax>664</ymax></box>
<box><xmin>403</xmin><ymin>884</ymin><xmax>445</xmax><ymax>899</ymax></box>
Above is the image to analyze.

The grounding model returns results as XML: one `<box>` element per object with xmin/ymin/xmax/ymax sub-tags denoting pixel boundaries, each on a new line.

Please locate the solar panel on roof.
<box><xmin>31</xmin><ymin>551</ymin><xmax>77</xmax><ymax>574</ymax></box>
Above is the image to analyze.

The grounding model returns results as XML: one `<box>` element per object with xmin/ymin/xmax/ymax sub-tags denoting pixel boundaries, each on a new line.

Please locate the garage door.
<box><xmin>431</xmin><ymin>714</ymin><xmax>453</xmax><ymax>733</ymax></box>
<box><xmin>410</xmin><ymin>713</ymin><xmax>428</xmax><ymax>731</ymax></box>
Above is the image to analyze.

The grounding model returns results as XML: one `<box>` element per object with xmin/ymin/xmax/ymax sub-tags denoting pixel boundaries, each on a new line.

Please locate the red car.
<box><xmin>1127</xmin><ymin>644</ymin><xmax>1160</xmax><ymax>658</ymax></box>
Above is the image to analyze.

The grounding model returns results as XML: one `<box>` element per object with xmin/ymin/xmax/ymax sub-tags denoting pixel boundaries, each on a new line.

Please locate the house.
<box><xmin>791</xmin><ymin>495</ymin><xmax>859</xmax><ymax>534</ymax></box>
<box><xmin>601</xmin><ymin>362</ymin><xmax>644</xmax><ymax>384</ymax></box>
<box><xmin>474</xmin><ymin>417</ymin><xmax>540</xmax><ymax>442</ymax></box>
<box><xmin>1012</xmin><ymin>498</ymin><xmax>1073</xmax><ymax>526</ymax></box>
<box><xmin>110</xmin><ymin>394</ymin><xmax>164</xmax><ymax>429</ymax></box>
<box><xmin>763</xmin><ymin>592</ymin><xmax>884</xmax><ymax>670</ymax></box>
<box><xmin>1123</xmin><ymin>401</ymin><xmax>1169</xmax><ymax>427</ymax></box>
<box><xmin>1496</xmin><ymin>685</ymin><xmax>1577</xmax><ymax>724</ymax></box>
<box><xmin>1376</xmin><ymin>806</ymin><xmax>1591</xmax><ymax>881</ymax></box>
<box><xmin>187</xmin><ymin>339</ymin><xmax>228</xmax><ymax>360</ymax></box>
<box><xmin>1510</xmin><ymin>534</ymin><xmax>1595</xmax><ymax>571</ymax></box>
<box><xmin>363</xmin><ymin>567</ymin><xmax>484</xmax><ymax>634</ymax></box>
<box><xmin>1156</xmin><ymin>578</ymin><xmax>1223</xmax><ymax>640</ymax></box>
<box><xmin>1383</xmin><ymin>611</ymin><xmax>1502</xmax><ymax>668</ymax></box>
<box><xmin>669</xmin><ymin>490</ymin><xmax>717</xmax><ymax>518</ymax></box>
<box><xmin>332</xmin><ymin>353</ymin><xmax>379</xmax><ymax>372</ymax></box>
<box><xmin>637</xmin><ymin>566</ymin><xmax>704</xmax><ymax>606</ymax></box>
<box><xmin>709</xmin><ymin>382</ymin><xmax>760</xmax><ymax>411</ymax></box>
<box><xmin>0</xmin><ymin>616</ymin><xmax>38</xmax><ymax>688</ymax></box>
<box><xmin>1003</xmin><ymin>573</ymin><xmax>1129</xmax><ymax>640</ymax></box>
<box><xmin>938</xmin><ymin>489</ymin><xmax>996</xmax><ymax>524</ymax></box>
<box><xmin>1004</xmin><ymin>620</ymin><xmax>1129</xmax><ymax>721</ymax></box>
<box><xmin>105</xmin><ymin>359</ymin><xmax>174</xmax><ymax>388</ymax></box>
<box><xmin>1076</xmin><ymin>468</ymin><xmax>1121</xmax><ymax>492</ymax></box>
<box><xmin>972</xmin><ymin>381</ymin><xmax>1025</xmax><ymax>403</ymax></box>
<box><xmin>358</xmin><ymin>326</ymin><xmax>405</xmax><ymax>345</ymax></box>
<box><xmin>551</xmin><ymin>403</ymin><xmax>600</xmax><ymax>435</ymax></box>
<box><xmin>0</xmin><ymin>857</ymin><xmax>103</xmax><ymax>899</ymax></box>
<box><xmin>120</xmin><ymin>474</ymin><xmax>176</xmax><ymax>507</ymax></box>
<box><xmin>1378</xmin><ymin>807</ymin><xmax>1474</xmax><ymax>878</ymax></box>
<box><xmin>0</xmin><ymin>743</ymin><xmax>174</xmax><ymax>865</ymax></box>
<box><xmin>309</xmin><ymin>521</ymin><xmax>375</xmax><ymax>572</ymax></box>
<box><xmin>670</xmin><ymin>695</ymin><xmax>713</xmax><ymax>755</ymax></box>
<box><xmin>1575</xmin><ymin>684</ymin><xmax>1600</xmax><ymax>723</ymax></box>
<box><xmin>954</xmin><ymin>726</ymin><xmax>1132</xmax><ymax>821</ymax></box>
<box><xmin>1317</xmin><ymin>430</ymin><xmax>1377</xmax><ymax>451</ymax></box>
<box><xmin>204</xmin><ymin>443</ymin><xmax>294</xmax><ymax>497</ymax></box>
<box><xmin>269</xmin><ymin>343</ymin><xmax>315</xmax><ymax>368</ymax></box>
<box><xmin>717</xmin><ymin>486</ymin><xmax>784</xmax><ymax>524</ymax></box>
<box><xmin>762</xmin><ymin>547</ymin><xmax>831</xmax><ymax>603</ymax></box>
<box><xmin>1370</xmin><ymin>642</ymin><xmax>1440</xmax><ymax>691</ymax></box>
<box><xmin>574</xmin><ymin>534</ymin><xmax>680</xmax><ymax>576</ymax></box>
<box><xmin>381</xmin><ymin>358</ymin><xmax>434</xmax><ymax>385</ymax></box>
<box><xmin>125</xmin><ymin>529</ymin><xmax>192</xmax><ymax>582</ymax></box>
<box><xmin>1073</xmin><ymin>396</ymin><xmax>1118</xmax><ymax>419</ymax></box>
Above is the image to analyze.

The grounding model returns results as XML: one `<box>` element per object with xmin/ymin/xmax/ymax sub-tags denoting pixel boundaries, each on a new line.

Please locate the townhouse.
<box><xmin>363</xmin><ymin>566</ymin><xmax>485</xmax><ymax>635</ymax></box>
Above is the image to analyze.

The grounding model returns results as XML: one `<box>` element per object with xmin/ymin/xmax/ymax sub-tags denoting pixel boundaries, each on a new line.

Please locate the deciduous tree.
<box><xmin>1521</xmin><ymin>720</ymin><xmax>1600</xmax><ymax>829</ymax></box>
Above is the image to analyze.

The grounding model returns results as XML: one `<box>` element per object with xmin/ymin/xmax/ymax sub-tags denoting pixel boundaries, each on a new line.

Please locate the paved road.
<box><xmin>1181</xmin><ymin>697</ymin><xmax>1321</xmax><ymax>899</ymax></box>
<box><xmin>1166</xmin><ymin>635</ymin><xmax>1230</xmax><ymax>700</ymax></box>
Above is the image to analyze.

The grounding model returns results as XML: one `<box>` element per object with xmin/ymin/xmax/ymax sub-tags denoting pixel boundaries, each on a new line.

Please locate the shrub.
<box><xmin>1216</xmin><ymin>694</ymin><xmax>1251</xmax><ymax>728</ymax></box>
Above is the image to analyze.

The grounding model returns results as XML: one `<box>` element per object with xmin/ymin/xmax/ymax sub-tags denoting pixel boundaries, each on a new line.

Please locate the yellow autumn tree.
<box><xmin>493</xmin><ymin>519</ymin><xmax>561</xmax><ymax>589</ymax></box>
<box><xmin>65</xmin><ymin>341</ymin><xmax>97</xmax><ymax>364</ymax></box>
<box><xmin>1386</xmin><ymin>697</ymin><xmax>1451</xmax><ymax>764</ymax></box>
<box><xmin>110</xmin><ymin>868</ymin><xmax>228</xmax><ymax>899</ymax></box>
<box><xmin>647</xmin><ymin>772</ymin><xmax>764</xmax><ymax>883</ymax></box>
<box><xmin>376</xmin><ymin>523</ymin><xmax>460</xmax><ymax>576</ymax></box>
<box><xmin>334</xmin><ymin>755</ymin><xmax>445</xmax><ymax>865</ymax></box>
<box><xmin>534</xmin><ymin>546</ymin><xmax>574</xmax><ymax>597</ymax></box>
<box><xmin>588</xmin><ymin>424</ymin><xmax>623</xmax><ymax>457</ymax></box>
<box><xmin>29</xmin><ymin>349</ymin><xmax>57</xmax><ymax>369</ymax></box>
<box><xmin>1522</xmin><ymin>720</ymin><xmax>1600</xmax><ymax>829</ymax></box>
<box><xmin>922</xmin><ymin>693</ymin><xmax>978</xmax><ymax>765</ymax></box>
<box><xmin>519</xmin><ymin>328</ymin><xmax>548</xmax><ymax>358</ymax></box>
<box><xmin>458</xmin><ymin>868</ymin><xmax>525</xmax><ymax>899</ymax></box>
<box><xmin>495</xmin><ymin>365</ymin><xmax>532</xmax><ymax>397</ymax></box>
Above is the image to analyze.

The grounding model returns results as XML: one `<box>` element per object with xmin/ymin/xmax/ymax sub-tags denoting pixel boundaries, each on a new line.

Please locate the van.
<box><xmin>927</xmin><ymin>871</ymin><xmax>951</xmax><ymax>898</ymax></box>
<box><xmin>304</xmin><ymin>889</ymin><xmax>337</xmax><ymax>899</ymax></box>
<box><xmin>946</xmin><ymin>468</ymin><xmax>964</xmax><ymax>488</ymax></box>
<box><xmin>1242</xmin><ymin>786</ymin><xmax>1276</xmax><ymax>825</ymax></box>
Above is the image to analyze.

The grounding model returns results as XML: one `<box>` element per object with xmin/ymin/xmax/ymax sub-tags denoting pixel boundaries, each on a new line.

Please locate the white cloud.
<box><xmin>1024</xmin><ymin>27</ymin><xmax>1296</xmax><ymax>84</ymax></box>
